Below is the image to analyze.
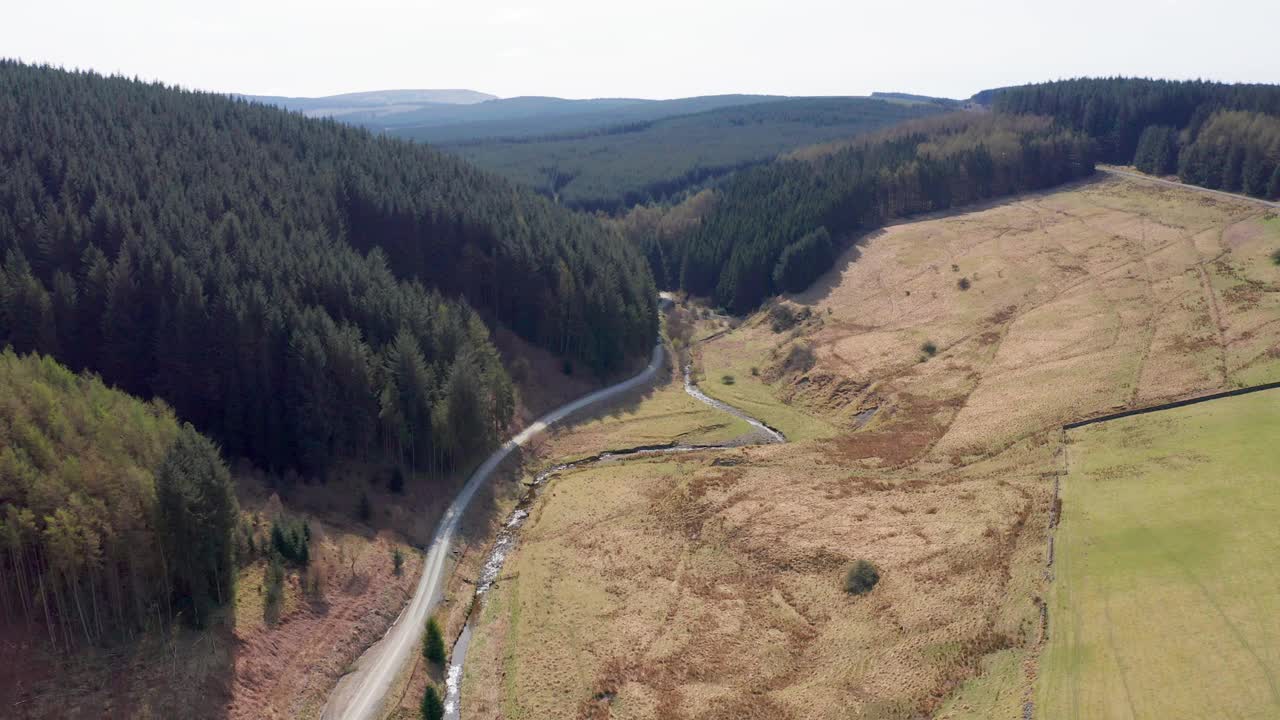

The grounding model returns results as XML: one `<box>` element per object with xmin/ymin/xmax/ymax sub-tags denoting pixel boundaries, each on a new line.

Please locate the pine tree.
<box><xmin>420</xmin><ymin>684</ymin><xmax>444</xmax><ymax>720</ymax></box>
<box><xmin>156</xmin><ymin>424</ymin><xmax>239</xmax><ymax>627</ymax></box>
<box><xmin>423</xmin><ymin>616</ymin><xmax>446</xmax><ymax>665</ymax></box>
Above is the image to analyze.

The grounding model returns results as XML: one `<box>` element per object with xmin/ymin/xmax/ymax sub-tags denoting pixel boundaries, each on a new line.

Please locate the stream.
<box><xmin>442</xmin><ymin>356</ymin><xmax>786</xmax><ymax>719</ymax></box>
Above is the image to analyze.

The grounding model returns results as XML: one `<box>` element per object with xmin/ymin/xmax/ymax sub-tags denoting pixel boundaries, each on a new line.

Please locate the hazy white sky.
<box><xmin>4</xmin><ymin>0</ymin><xmax>1275</xmax><ymax>100</ymax></box>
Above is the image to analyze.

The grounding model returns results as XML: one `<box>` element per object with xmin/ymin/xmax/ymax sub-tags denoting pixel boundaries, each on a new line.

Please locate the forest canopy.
<box><xmin>443</xmin><ymin>97</ymin><xmax>945</xmax><ymax>213</ymax></box>
<box><xmin>0</xmin><ymin>61</ymin><xmax>657</xmax><ymax>478</ymax></box>
<box><xmin>989</xmin><ymin>77</ymin><xmax>1280</xmax><ymax>199</ymax></box>
<box><xmin>0</xmin><ymin>350</ymin><xmax>237</xmax><ymax>646</ymax></box>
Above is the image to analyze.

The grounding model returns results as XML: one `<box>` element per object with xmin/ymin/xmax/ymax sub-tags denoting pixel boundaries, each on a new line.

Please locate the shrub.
<box><xmin>421</xmin><ymin>683</ymin><xmax>444</xmax><ymax>720</ymax></box>
<box><xmin>958</xmin><ymin>277</ymin><xmax>971</xmax><ymax>291</ymax></box>
<box><xmin>423</xmin><ymin>616</ymin><xmax>446</xmax><ymax>665</ymax></box>
<box><xmin>920</xmin><ymin>340</ymin><xmax>938</xmax><ymax>358</ymax></box>
<box><xmin>392</xmin><ymin>548</ymin><xmax>404</xmax><ymax>576</ymax></box>
<box><xmin>750</xmin><ymin>366</ymin><xmax>759</xmax><ymax>376</ymax></box>
<box><xmin>270</xmin><ymin>516</ymin><xmax>311</xmax><ymax>566</ymax></box>
<box><xmin>1271</xmin><ymin>248</ymin><xmax>1280</xmax><ymax>266</ymax></box>
<box><xmin>844</xmin><ymin>559</ymin><xmax>880</xmax><ymax>596</ymax></box>
<box><xmin>769</xmin><ymin>304</ymin><xmax>796</xmax><ymax>332</ymax></box>
<box><xmin>721</xmin><ymin>374</ymin><xmax>735</xmax><ymax>385</ymax></box>
<box><xmin>264</xmin><ymin>553</ymin><xmax>285</xmax><ymax>624</ymax></box>
<box><xmin>781</xmin><ymin>343</ymin><xmax>816</xmax><ymax>374</ymax></box>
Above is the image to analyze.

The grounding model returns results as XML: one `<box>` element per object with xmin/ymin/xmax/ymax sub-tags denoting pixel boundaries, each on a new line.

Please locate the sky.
<box><xmin>4</xmin><ymin>0</ymin><xmax>1275</xmax><ymax>100</ymax></box>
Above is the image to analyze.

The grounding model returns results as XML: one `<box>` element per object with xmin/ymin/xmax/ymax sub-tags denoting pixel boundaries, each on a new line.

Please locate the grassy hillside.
<box><xmin>462</xmin><ymin>176</ymin><xmax>1280</xmax><ymax>719</ymax></box>
<box><xmin>667</xmin><ymin>112</ymin><xmax>1095</xmax><ymax>312</ymax></box>
<box><xmin>444</xmin><ymin>97</ymin><xmax>945</xmax><ymax>212</ymax></box>
<box><xmin>1040</xmin><ymin>390</ymin><xmax>1280</xmax><ymax>719</ymax></box>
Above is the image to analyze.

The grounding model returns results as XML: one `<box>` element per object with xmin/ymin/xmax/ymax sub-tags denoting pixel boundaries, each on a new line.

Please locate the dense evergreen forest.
<box><xmin>644</xmin><ymin>113</ymin><xmax>1094</xmax><ymax>312</ymax></box>
<box><xmin>444</xmin><ymin>97</ymin><xmax>944</xmax><ymax>212</ymax></box>
<box><xmin>0</xmin><ymin>61</ymin><xmax>657</xmax><ymax>479</ymax></box>
<box><xmin>990</xmin><ymin>78</ymin><xmax>1280</xmax><ymax>198</ymax></box>
<box><xmin>0</xmin><ymin>351</ymin><xmax>237</xmax><ymax>645</ymax></box>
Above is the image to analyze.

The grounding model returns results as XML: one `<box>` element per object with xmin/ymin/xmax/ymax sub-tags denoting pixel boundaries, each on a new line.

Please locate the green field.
<box><xmin>1038</xmin><ymin>389</ymin><xmax>1280</xmax><ymax>719</ymax></box>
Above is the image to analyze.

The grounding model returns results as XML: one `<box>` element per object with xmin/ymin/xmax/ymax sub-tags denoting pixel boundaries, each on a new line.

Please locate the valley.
<box><xmin>451</xmin><ymin>173</ymin><xmax>1280</xmax><ymax>719</ymax></box>
<box><xmin>1</xmin><ymin>47</ymin><xmax>1278</xmax><ymax>720</ymax></box>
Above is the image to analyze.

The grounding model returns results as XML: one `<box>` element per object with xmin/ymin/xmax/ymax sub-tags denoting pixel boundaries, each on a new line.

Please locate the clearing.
<box><xmin>460</xmin><ymin>174</ymin><xmax>1280</xmax><ymax>719</ymax></box>
<box><xmin>1037</xmin><ymin>389</ymin><xmax>1280</xmax><ymax>720</ymax></box>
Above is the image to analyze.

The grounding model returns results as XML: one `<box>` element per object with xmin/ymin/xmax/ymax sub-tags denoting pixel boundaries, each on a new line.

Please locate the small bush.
<box><xmin>950</xmin><ymin>263</ymin><xmax>960</xmax><ymax>272</ymax></box>
<box><xmin>421</xmin><ymin>683</ymin><xmax>444</xmax><ymax>720</ymax></box>
<box><xmin>1271</xmin><ymin>248</ymin><xmax>1280</xmax><ymax>266</ymax></box>
<box><xmin>721</xmin><ymin>374</ymin><xmax>735</xmax><ymax>385</ymax></box>
<box><xmin>264</xmin><ymin>553</ymin><xmax>285</xmax><ymax>624</ymax></box>
<box><xmin>750</xmin><ymin>366</ymin><xmax>759</xmax><ymax>376</ymax></box>
<box><xmin>958</xmin><ymin>277</ymin><xmax>971</xmax><ymax>291</ymax></box>
<box><xmin>423</xmin><ymin>616</ymin><xmax>446</xmax><ymax>665</ymax></box>
<box><xmin>781</xmin><ymin>343</ymin><xmax>816</xmax><ymax>374</ymax></box>
<box><xmin>271</xmin><ymin>516</ymin><xmax>310</xmax><ymax>566</ymax></box>
<box><xmin>920</xmin><ymin>340</ymin><xmax>938</xmax><ymax>358</ymax></box>
<box><xmin>392</xmin><ymin>547</ymin><xmax>404</xmax><ymax>576</ymax></box>
<box><xmin>844</xmin><ymin>559</ymin><xmax>880</xmax><ymax>596</ymax></box>
<box><xmin>769</xmin><ymin>304</ymin><xmax>796</xmax><ymax>332</ymax></box>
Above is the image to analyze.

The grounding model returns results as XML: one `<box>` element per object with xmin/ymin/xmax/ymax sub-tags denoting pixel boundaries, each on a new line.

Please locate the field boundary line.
<box><xmin>1063</xmin><ymin>381</ymin><xmax>1280</xmax><ymax>430</ymax></box>
<box><xmin>1030</xmin><ymin>380</ymin><xmax>1280</xmax><ymax>719</ymax></box>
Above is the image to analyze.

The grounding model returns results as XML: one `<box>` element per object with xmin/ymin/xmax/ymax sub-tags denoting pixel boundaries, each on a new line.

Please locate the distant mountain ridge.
<box><xmin>244</xmin><ymin>88</ymin><xmax>497</xmax><ymax>107</ymax></box>
<box><xmin>244</xmin><ymin>90</ymin><xmax>792</xmax><ymax>141</ymax></box>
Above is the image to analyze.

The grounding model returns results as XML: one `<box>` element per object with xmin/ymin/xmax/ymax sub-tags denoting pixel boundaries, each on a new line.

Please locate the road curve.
<box><xmin>321</xmin><ymin>342</ymin><xmax>666</xmax><ymax>720</ymax></box>
<box><xmin>1098</xmin><ymin>166</ymin><xmax>1280</xmax><ymax>209</ymax></box>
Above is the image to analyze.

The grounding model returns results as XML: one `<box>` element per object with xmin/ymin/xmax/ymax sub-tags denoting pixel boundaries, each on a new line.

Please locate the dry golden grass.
<box><xmin>459</xmin><ymin>176</ymin><xmax>1280</xmax><ymax>719</ymax></box>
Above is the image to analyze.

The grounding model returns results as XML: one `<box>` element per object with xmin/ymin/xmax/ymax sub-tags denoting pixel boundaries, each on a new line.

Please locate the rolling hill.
<box><xmin>444</xmin><ymin>96</ymin><xmax>948</xmax><ymax>212</ymax></box>
<box><xmin>0</xmin><ymin>61</ymin><xmax>657</xmax><ymax>481</ymax></box>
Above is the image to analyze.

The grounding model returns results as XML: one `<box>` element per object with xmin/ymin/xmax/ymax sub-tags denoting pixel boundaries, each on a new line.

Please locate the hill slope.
<box><xmin>0</xmin><ymin>350</ymin><xmax>234</xmax><ymax>643</ymax></box>
<box><xmin>445</xmin><ymin>97</ymin><xmax>946</xmax><ymax>212</ymax></box>
<box><xmin>384</xmin><ymin>94</ymin><xmax>790</xmax><ymax>141</ymax></box>
<box><xmin>653</xmin><ymin>112</ymin><xmax>1095</xmax><ymax>312</ymax></box>
<box><xmin>0</xmin><ymin>61</ymin><xmax>656</xmax><ymax>479</ymax></box>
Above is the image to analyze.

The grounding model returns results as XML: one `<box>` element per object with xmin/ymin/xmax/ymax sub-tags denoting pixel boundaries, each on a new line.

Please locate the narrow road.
<box><xmin>321</xmin><ymin>342</ymin><xmax>666</xmax><ymax>720</ymax></box>
<box><xmin>1098</xmin><ymin>166</ymin><xmax>1280</xmax><ymax>209</ymax></box>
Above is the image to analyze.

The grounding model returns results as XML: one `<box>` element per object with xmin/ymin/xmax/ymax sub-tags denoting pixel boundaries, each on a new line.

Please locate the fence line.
<box><xmin>1062</xmin><ymin>381</ymin><xmax>1280</xmax><ymax>430</ymax></box>
<box><xmin>1028</xmin><ymin>381</ymin><xmax>1280</xmax><ymax>719</ymax></box>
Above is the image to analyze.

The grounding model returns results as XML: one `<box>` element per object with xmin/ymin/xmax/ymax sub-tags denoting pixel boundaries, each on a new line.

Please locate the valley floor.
<box><xmin>457</xmin><ymin>174</ymin><xmax>1280</xmax><ymax>719</ymax></box>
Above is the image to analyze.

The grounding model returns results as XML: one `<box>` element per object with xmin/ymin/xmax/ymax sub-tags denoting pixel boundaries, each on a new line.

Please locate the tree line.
<box><xmin>0</xmin><ymin>61</ymin><xmax>658</xmax><ymax>478</ymax></box>
<box><xmin>446</xmin><ymin>97</ymin><xmax>943</xmax><ymax>213</ymax></box>
<box><xmin>990</xmin><ymin>77</ymin><xmax>1280</xmax><ymax>199</ymax></box>
<box><xmin>0</xmin><ymin>350</ymin><xmax>237</xmax><ymax>647</ymax></box>
<box><xmin>644</xmin><ymin>113</ymin><xmax>1095</xmax><ymax>312</ymax></box>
